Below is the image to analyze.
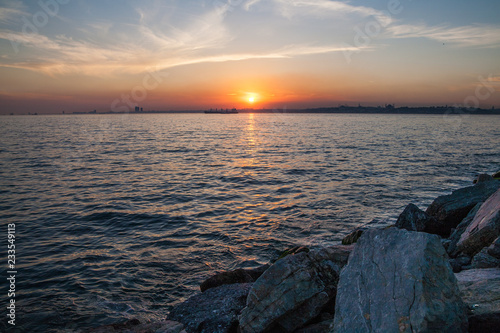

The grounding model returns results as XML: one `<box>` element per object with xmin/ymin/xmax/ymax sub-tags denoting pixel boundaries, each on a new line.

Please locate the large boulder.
<box><xmin>487</xmin><ymin>237</ymin><xmax>500</xmax><ymax>259</ymax></box>
<box><xmin>455</xmin><ymin>188</ymin><xmax>500</xmax><ymax>256</ymax></box>
<box><xmin>332</xmin><ymin>228</ymin><xmax>468</xmax><ymax>333</ymax></box>
<box><xmin>447</xmin><ymin>202</ymin><xmax>483</xmax><ymax>257</ymax></box>
<box><xmin>425</xmin><ymin>180</ymin><xmax>500</xmax><ymax>237</ymax></box>
<box><xmin>456</xmin><ymin>268</ymin><xmax>500</xmax><ymax>333</ymax></box>
<box><xmin>238</xmin><ymin>245</ymin><xmax>352</xmax><ymax>333</ymax></box>
<box><xmin>395</xmin><ymin>203</ymin><xmax>437</xmax><ymax>232</ymax></box>
<box><xmin>468</xmin><ymin>248</ymin><xmax>500</xmax><ymax>269</ymax></box>
<box><xmin>168</xmin><ymin>283</ymin><xmax>252</xmax><ymax>333</ymax></box>
<box><xmin>200</xmin><ymin>265</ymin><xmax>270</xmax><ymax>292</ymax></box>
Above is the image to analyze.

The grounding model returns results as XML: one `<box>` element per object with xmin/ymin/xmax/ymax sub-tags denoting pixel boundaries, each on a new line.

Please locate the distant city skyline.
<box><xmin>1</xmin><ymin>0</ymin><xmax>499</xmax><ymax>114</ymax></box>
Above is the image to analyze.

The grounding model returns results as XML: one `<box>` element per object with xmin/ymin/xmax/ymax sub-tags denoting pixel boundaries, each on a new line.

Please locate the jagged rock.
<box><xmin>425</xmin><ymin>180</ymin><xmax>500</xmax><ymax>237</ymax></box>
<box><xmin>271</xmin><ymin>246</ymin><xmax>310</xmax><ymax>263</ymax></box>
<box><xmin>487</xmin><ymin>237</ymin><xmax>500</xmax><ymax>259</ymax></box>
<box><xmin>493</xmin><ymin>171</ymin><xmax>500</xmax><ymax>179</ymax></box>
<box><xmin>341</xmin><ymin>228</ymin><xmax>366</xmax><ymax>245</ymax></box>
<box><xmin>200</xmin><ymin>269</ymin><xmax>253</xmax><ymax>293</ymax></box>
<box><xmin>468</xmin><ymin>248</ymin><xmax>500</xmax><ymax>269</ymax></box>
<box><xmin>395</xmin><ymin>203</ymin><xmax>437</xmax><ymax>232</ymax></box>
<box><xmin>86</xmin><ymin>319</ymin><xmax>186</xmax><ymax>333</ymax></box>
<box><xmin>456</xmin><ymin>188</ymin><xmax>500</xmax><ymax>256</ymax></box>
<box><xmin>238</xmin><ymin>245</ymin><xmax>352</xmax><ymax>333</ymax></box>
<box><xmin>168</xmin><ymin>283</ymin><xmax>252</xmax><ymax>333</ymax></box>
<box><xmin>449</xmin><ymin>255</ymin><xmax>472</xmax><ymax>273</ymax></box>
<box><xmin>474</xmin><ymin>174</ymin><xmax>494</xmax><ymax>184</ymax></box>
<box><xmin>332</xmin><ymin>228</ymin><xmax>468</xmax><ymax>333</ymax></box>
<box><xmin>456</xmin><ymin>268</ymin><xmax>500</xmax><ymax>333</ymax></box>
<box><xmin>447</xmin><ymin>202</ymin><xmax>483</xmax><ymax>257</ymax></box>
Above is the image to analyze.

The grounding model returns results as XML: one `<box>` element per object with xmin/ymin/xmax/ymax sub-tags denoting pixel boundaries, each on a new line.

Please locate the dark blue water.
<box><xmin>1</xmin><ymin>113</ymin><xmax>499</xmax><ymax>332</ymax></box>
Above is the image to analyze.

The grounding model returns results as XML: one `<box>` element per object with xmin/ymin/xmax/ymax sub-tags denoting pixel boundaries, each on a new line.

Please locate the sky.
<box><xmin>0</xmin><ymin>0</ymin><xmax>499</xmax><ymax>114</ymax></box>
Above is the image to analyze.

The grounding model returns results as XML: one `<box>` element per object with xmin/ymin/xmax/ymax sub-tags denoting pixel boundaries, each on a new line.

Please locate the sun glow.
<box><xmin>248</xmin><ymin>96</ymin><xmax>255</xmax><ymax>103</ymax></box>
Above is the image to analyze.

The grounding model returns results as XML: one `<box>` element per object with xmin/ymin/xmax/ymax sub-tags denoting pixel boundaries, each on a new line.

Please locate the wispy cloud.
<box><xmin>244</xmin><ymin>0</ymin><xmax>264</xmax><ymax>11</ymax></box>
<box><xmin>0</xmin><ymin>0</ymin><xmax>28</xmax><ymax>24</ymax></box>
<box><xmin>0</xmin><ymin>25</ymin><xmax>369</xmax><ymax>76</ymax></box>
<box><xmin>387</xmin><ymin>24</ymin><xmax>500</xmax><ymax>48</ymax></box>
<box><xmin>272</xmin><ymin>0</ymin><xmax>392</xmax><ymax>25</ymax></box>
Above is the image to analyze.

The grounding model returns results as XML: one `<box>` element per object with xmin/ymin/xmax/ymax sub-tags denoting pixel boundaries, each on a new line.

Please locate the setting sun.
<box><xmin>248</xmin><ymin>96</ymin><xmax>255</xmax><ymax>103</ymax></box>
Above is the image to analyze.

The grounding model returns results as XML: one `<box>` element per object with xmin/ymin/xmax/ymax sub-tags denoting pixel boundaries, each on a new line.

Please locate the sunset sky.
<box><xmin>0</xmin><ymin>0</ymin><xmax>499</xmax><ymax>114</ymax></box>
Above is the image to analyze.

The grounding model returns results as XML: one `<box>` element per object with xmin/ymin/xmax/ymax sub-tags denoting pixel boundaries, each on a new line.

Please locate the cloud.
<box><xmin>244</xmin><ymin>0</ymin><xmax>264</xmax><ymax>11</ymax></box>
<box><xmin>387</xmin><ymin>24</ymin><xmax>500</xmax><ymax>48</ymax></box>
<box><xmin>0</xmin><ymin>24</ymin><xmax>368</xmax><ymax>76</ymax></box>
<box><xmin>272</xmin><ymin>0</ymin><xmax>392</xmax><ymax>25</ymax></box>
<box><xmin>0</xmin><ymin>0</ymin><xmax>29</xmax><ymax>24</ymax></box>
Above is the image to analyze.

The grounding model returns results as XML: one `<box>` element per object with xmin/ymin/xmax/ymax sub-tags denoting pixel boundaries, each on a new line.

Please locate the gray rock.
<box><xmin>455</xmin><ymin>268</ymin><xmax>500</xmax><ymax>333</ymax></box>
<box><xmin>474</xmin><ymin>173</ymin><xmax>494</xmax><ymax>184</ymax></box>
<box><xmin>487</xmin><ymin>237</ymin><xmax>500</xmax><ymax>259</ymax></box>
<box><xmin>332</xmin><ymin>228</ymin><xmax>468</xmax><ymax>333</ymax></box>
<box><xmin>341</xmin><ymin>228</ymin><xmax>367</xmax><ymax>245</ymax></box>
<box><xmin>200</xmin><ymin>269</ymin><xmax>254</xmax><ymax>293</ymax></box>
<box><xmin>449</xmin><ymin>255</ymin><xmax>472</xmax><ymax>273</ymax></box>
<box><xmin>456</xmin><ymin>188</ymin><xmax>500</xmax><ymax>256</ymax></box>
<box><xmin>468</xmin><ymin>248</ymin><xmax>500</xmax><ymax>269</ymax></box>
<box><xmin>425</xmin><ymin>180</ymin><xmax>500</xmax><ymax>237</ymax></box>
<box><xmin>447</xmin><ymin>202</ymin><xmax>483</xmax><ymax>257</ymax></box>
<box><xmin>395</xmin><ymin>203</ymin><xmax>437</xmax><ymax>232</ymax></box>
<box><xmin>493</xmin><ymin>171</ymin><xmax>500</xmax><ymax>179</ymax></box>
<box><xmin>168</xmin><ymin>283</ymin><xmax>252</xmax><ymax>333</ymax></box>
<box><xmin>271</xmin><ymin>246</ymin><xmax>310</xmax><ymax>263</ymax></box>
<box><xmin>238</xmin><ymin>245</ymin><xmax>352</xmax><ymax>333</ymax></box>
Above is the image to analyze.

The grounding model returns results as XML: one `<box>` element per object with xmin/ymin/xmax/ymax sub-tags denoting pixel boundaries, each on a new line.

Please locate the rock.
<box><xmin>395</xmin><ymin>203</ymin><xmax>437</xmax><ymax>232</ymax></box>
<box><xmin>441</xmin><ymin>238</ymin><xmax>452</xmax><ymax>251</ymax></box>
<box><xmin>341</xmin><ymin>228</ymin><xmax>366</xmax><ymax>245</ymax></box>
<box><xmin>425</xmin><ymin>180</ymin><xmax>500</xmax><ymax>237</ymax></box>
<box><xmin>447</xmin><ymin>202</ymin><xmax>483</xmax><ymax>257</ymax></box>
<box><xmin>238</xmin><ymin>245</ymin><xmax>352</xmax><ymax>333</ymax></box>
<box><xmin>168</xmin><ymin>283</ymin><xmax>252</xmax><ymax>333</ymax></box>
<box><xmin>245</xmin><ymin>264</ymin><xmax>270</xmax><ymax>281</ymax></box>
<box><xmin>487</xmin><ymin>237</ymin><xmax>500</xmax><ymax>259</ymax></box>
<box><xmin>468</xmin><ymin>248</ymin><xmax>500</xmax><ymax>269</ymax></box>
<box><xmin>493</xmin><ymin>171</ymin><xmax>500</xmax><ymax>179</ymax></box>
<box><xmin>474</xmin><ymin>174</ymin><xmax>494</xmax><ymax>184</ymax></box>
<box><xmin>294</xmin><ymin>319</ymin><xmax>333</xmax><ymax>333</ymax></box>
<box><xmin>449</xmin><ymin>255</ymin><xmax>472</xmax><ymax>273</ymax></box>
<box><xmin>332</xmin><ymin>228</ymin><xmax>468</xmax><ymax>333</ymax></box>
<box><xmin>86</xmin><ymin>319</ymin><xmax>186</xmax><ymax>333</ymax></box>
<box><xmin>200</xmin><ymin>265</ymin><xmax>270</xmax><ymax>292</ymax></box>
<box><xmin>272</xmin><ymin>246</ymin><xmax>310</xmax><ymax>263</ymax></box>
<box><xmin>200</xmin><ymin>269</ymin><xmax>253</xmax><ymax>293</ymax></box>
<box><xmin>455</xmin><ymin>268</ymin><xmax>500</xmax><ymax>333</ymax></box>
<box><xmin>456</xmin><ymin>188</ymin><xmax>500</xmax><ymax>256</ymax></box>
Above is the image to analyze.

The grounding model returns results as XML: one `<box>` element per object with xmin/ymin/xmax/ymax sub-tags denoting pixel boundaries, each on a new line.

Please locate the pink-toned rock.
<box><xmin>456</xmin><ymin>188</ymin><xmax>500</xmax><ymax>256</ymax></box>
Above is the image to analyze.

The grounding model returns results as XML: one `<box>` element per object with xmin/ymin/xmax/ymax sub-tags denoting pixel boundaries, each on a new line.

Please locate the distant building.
<box><xmin>135</xmin><ymin>106</ymin><xmax>140</xmax><ymax>112</ymax></box>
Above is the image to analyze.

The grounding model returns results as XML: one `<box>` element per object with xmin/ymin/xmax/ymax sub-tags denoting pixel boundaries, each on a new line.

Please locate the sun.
<box><xmin>248</xmin><ymin>96</ymin><xmax>255</xmax><ymax>103</ymax></box>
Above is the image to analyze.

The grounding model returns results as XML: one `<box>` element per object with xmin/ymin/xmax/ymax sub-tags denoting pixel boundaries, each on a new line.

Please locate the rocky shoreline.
<box><xmin>89</xmin><ymin>172</ymin><xmax>500</xmax><ymax>333</ymax></box>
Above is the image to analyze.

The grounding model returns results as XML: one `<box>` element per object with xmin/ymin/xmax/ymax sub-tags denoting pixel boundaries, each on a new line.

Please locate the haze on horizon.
<box><xmin>0</xmin><ymin>0</ymin><xmax>499</xmax><ymax>114</ymax></box>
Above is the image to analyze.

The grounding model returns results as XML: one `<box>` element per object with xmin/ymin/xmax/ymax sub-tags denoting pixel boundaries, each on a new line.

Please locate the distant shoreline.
<box><xmin>4</xmin><ymin>106</ymin><xmax>500</xmax><ymax>116</ymax></box>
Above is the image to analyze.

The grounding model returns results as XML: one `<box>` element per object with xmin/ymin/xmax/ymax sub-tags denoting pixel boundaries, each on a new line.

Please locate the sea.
<box><xmin>1</xmin><ymin>112</ymin><xmax>499</xmax><ymax>332</ymax></box>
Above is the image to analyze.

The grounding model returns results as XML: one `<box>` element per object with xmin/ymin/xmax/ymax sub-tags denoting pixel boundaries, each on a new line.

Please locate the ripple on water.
<box><xmin>0</xmin><ymin>113</ymin><xmax>499</xmax><ymax>332</ymax></box>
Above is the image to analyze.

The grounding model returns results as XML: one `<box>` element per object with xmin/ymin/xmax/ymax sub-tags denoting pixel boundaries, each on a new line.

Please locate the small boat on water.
<box><xmin>204</xmin><ymin>108</ymin><xmax>238</xmax><ymax>114</ymax></box>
